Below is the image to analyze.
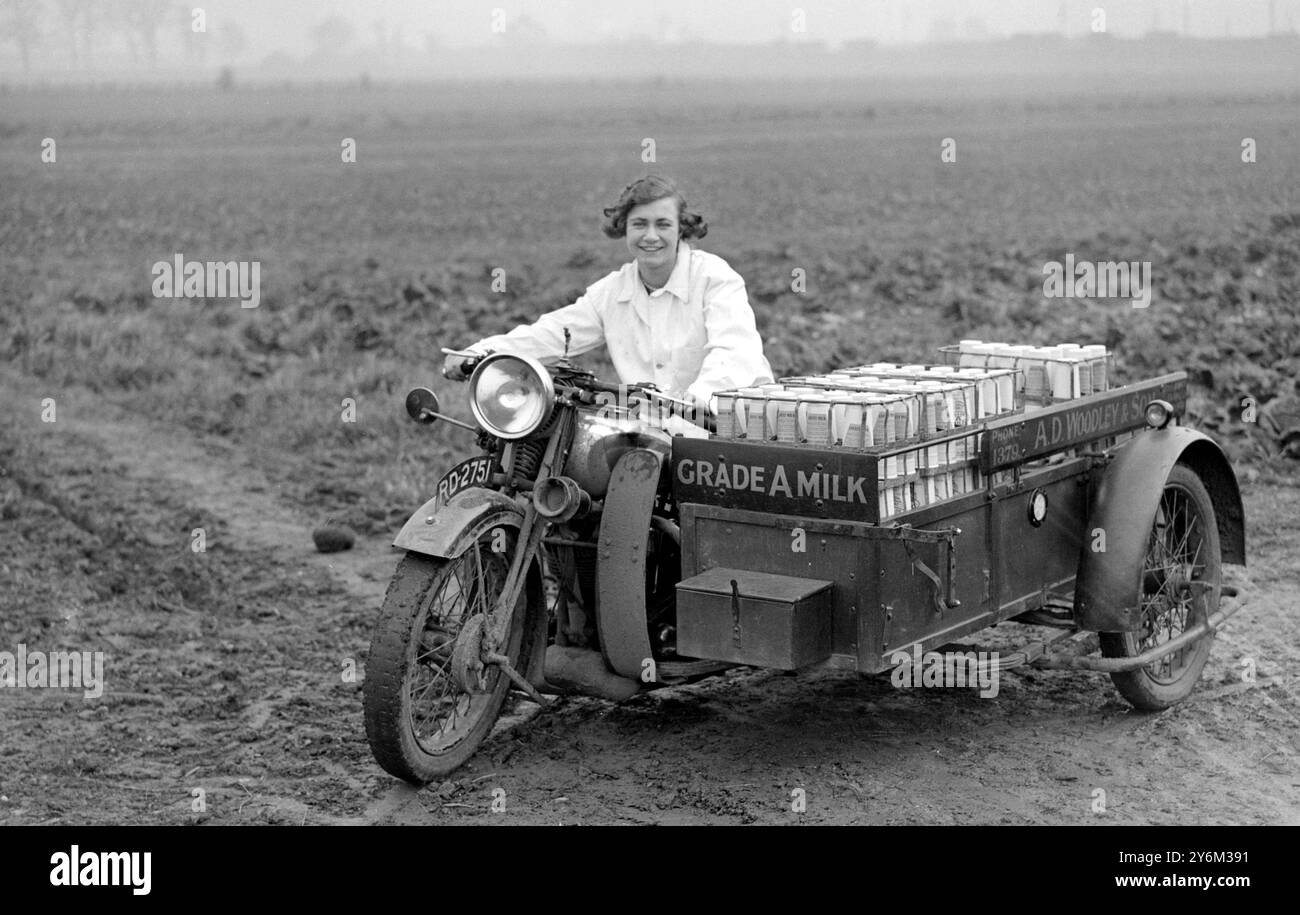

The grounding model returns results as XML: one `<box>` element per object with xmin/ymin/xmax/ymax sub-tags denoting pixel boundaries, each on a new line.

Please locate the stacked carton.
<box><xmin>708</xmin><ymin>342</ymin><xmax>1110</xmax><ymax>519</ymax></box>
<box><xmin>942</xmin><ymin>341</ymin><xmax>1110</xmax><ymax>411</ymax></box>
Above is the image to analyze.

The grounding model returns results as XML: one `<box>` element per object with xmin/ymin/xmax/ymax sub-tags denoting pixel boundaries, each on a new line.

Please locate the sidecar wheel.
<box><xmin>363</xmin><ymin>537</ymin><xmax>537</xmax><ymax>784</ymax></box>
<box><xmin>1099</xmin><ymin>464</ymin><xmax>1221</xmax><ymax>711</ymax></box>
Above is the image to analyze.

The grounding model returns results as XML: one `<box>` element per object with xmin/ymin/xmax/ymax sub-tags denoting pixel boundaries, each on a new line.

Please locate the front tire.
<box><xmin>363</xmin><ymin>535</ymin><xmax>536</xmax><ymax>784</ymax></box>
<box><xmin>1100</xmin><ymin>463</ymin><xmax>1222</xmax><ymax>710</ymax></box>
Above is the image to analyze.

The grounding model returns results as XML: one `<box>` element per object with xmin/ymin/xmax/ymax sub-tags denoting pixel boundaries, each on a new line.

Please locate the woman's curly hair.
<box><xmin>600</xmin><ymin>175</ymin><xmax>708</xmax><ymax>241</ymax></box>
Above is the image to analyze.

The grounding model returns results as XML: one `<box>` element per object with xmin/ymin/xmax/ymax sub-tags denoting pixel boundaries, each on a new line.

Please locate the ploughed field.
<box><xmin>1</xmin><ymin>81</ymin><xmax>1297</xmax><ymax>825</ymax></box>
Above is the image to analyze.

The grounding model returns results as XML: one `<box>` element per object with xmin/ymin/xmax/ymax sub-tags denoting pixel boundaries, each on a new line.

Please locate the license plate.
<box><xmin>434</xmin><ymin>456</ymin><xmax>495</xmax><ymax>508</ymax></box>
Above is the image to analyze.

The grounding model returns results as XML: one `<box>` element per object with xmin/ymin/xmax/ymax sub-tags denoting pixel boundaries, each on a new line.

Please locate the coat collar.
<box><xmin>616</xmin><ymin>241</ymin><xmax>693</xmax><ymax>304</ymax></box>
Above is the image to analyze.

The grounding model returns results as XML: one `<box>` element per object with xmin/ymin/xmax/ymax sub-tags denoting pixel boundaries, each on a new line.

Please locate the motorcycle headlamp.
<box><xmin>468</xmin><ymin>354</ymin><xmax>556</xmax><ymax>440</ymax></box>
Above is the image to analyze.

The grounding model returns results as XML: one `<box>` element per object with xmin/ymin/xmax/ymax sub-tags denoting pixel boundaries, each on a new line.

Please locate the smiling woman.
<box><xmin>441</xmin><ymin>175</ymin><xmax>773</xmax><ymax>417</ymax></box>
<box><xmin>600</xmin><ymin>174</ymin><xmax>708</xmax><ymax>289</ymax></box>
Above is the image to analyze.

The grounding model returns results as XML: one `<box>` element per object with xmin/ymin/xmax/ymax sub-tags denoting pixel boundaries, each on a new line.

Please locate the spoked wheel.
<box><xmin>363</xmin><ymin>532</ymin><xmax>538</xmax><ymax>784</ymax></box>
<box><xmin>1100</xmin><ymin>464</ymin><xmax>1222</xmax><ymax>710</ymax></box>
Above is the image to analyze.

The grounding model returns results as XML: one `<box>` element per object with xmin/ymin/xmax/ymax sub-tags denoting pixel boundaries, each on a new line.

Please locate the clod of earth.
<box><xmin>312</xmin><ymin>524</ymin><xmax>356</xmax><ymax>553</ymax></box>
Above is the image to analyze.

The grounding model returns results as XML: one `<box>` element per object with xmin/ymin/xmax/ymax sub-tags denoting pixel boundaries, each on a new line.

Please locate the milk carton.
<box><xmin>829</xmin><ymin>394</ymin><xmax>864</xmax><ymax>447</ymax></box>
<box><xmin>931</xmin><ymin>365</ymin><xmax>1008</xmax><ymax>417</ymax></box>
<box><xmin>799</xmin><ymin>391</ymin><xmax>833</xmax><ymax>446</ymax></box>
<box><xmin>958</xmin><ymin>340</ymin><xmax>992</xmax><ymax>368</ymax></box>
<box><xmin>1082</xmin><ymin>344</ymin><xmax>1108</xmax><ymax>391</ymax></box>
<box><xmin>713</xmin><ymin>391</ymin><xmax>740</xmax><ymax>439</ymax></box>
<box><xmin>858</xmin><ymin>395</ymin><xmax>890</xmax><ymax>448</ymax></box>
<box><xmin>1018</xmin><ymin>346</ymin><xmax>1052</xmax><ymax>408</ymax></box>
<box><xmin>764</xmin><ymin>390</ymin><xmax>803</xmax><ymax>443</ymax></box>
<box><xmin>848</xmin><ymin>365</ymin><xmax>977</xmax><ymax>429</ymax></box>
<box><xmin>1057</xmin><ymin>343</ymin><xmax>1091</xmax><ymax>397</ymax></box>
<box><xmin>914</xmin><ymin>381</ymin><xmax>953</xmax><ymax>469</ymax></box>
<box><xmin>734</xmin><ymin>387</ymin><xmax>767</xmax><ymax>440</ymax></box>
<box><xmin>986</xmin><ymin>343</ymin><xmax>1019</xmax><ymax>370</ymax></box>
<box><xmin>922</xmin><ymin>465</ymin><xmax>950</xmax><ymax>503</ymax></box>
<box><xmin>856</xmin><ymin>392</ymin><xmax>911</xmax><ymax>477</ymax></box>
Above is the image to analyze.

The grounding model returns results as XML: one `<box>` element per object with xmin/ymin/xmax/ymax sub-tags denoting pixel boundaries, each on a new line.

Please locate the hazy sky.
<box><xmin>176</xmin><ymin>0</ymin><xmax>1300</xmax><ymax>52</ymax></box>
<box><xmin>2</xmin><ymin>0</ymin><xmax>1295</xmax><ymax>75</ymax></box>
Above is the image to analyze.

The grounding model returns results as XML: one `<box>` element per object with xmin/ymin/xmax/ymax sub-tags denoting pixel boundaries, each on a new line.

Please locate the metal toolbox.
<box><xmin>675</xmin><ymin>567</ymin><xmax>834</xmax><ymax>670</ymax></box>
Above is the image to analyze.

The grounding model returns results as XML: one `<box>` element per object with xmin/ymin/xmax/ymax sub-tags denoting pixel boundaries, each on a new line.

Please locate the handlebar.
<box><xmin>441</xmin><ymin>347</ymin><xmax>482</xmax><ymax>379</ymax></box>
<box><xmin>577</xmin><ymin>377</ymin><xmax>626</xmax><ymax>396</ymax></box>
<box><xmin>562</xmin><ymin>377</ymin><xmax>695</xmax><ymax>413</ymax></box>
<box><xmin>571</xmin><ymin>380</ymin><xmax>716</xmax><ymax>433</ymax></box>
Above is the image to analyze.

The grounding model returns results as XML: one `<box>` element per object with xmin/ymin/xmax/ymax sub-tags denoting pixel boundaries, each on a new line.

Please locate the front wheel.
<box><xmin>363</xmin><ymin>533</ymin><xmax>537</xmax><ymax>784</ymax></box>
<box><xmin>1100</xmin><ymin>463</ymin><xmax>1222</xmax><ymax>710</ymax></box>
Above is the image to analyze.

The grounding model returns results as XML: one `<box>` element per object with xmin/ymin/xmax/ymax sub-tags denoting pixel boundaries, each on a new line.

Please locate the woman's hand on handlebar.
<box><xmin>441</xmin><ymin>348</ymin><xmax>484</xmax><ymax>381</ymax></box>
<box><xmin>650</xmin><ymin>386</ymin><xmax>704</xmax><ymax>417</ymax></box>
<box><xmin>632</xmin><ymin>385</ymin><xmax>713</xmax><ymax>423</ymax></box>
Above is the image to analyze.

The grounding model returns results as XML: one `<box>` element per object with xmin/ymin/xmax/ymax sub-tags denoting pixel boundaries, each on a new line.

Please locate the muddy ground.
<box><xmin>2</xmin><ymin>368</ymin><xmax>1297</xmax><ymax>826</ymax></box>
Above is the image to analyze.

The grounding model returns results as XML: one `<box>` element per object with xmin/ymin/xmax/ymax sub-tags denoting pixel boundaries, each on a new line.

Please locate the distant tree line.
<box><xmin>0</xmin><ymin>0</ymin><xmax>248</xmax><ymax>71</ymax></box>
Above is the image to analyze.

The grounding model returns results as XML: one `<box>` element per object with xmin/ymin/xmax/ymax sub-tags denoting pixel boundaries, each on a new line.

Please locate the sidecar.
<box><xmin>667</xmin><ymin>370</ymin><xmax>1246</xmax><ymax>709</ymax></box>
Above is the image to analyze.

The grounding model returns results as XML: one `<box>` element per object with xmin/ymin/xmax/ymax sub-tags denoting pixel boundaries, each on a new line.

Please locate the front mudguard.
<box><xmin>393</xmin><ymin>487</ymin><xmax>523</xmax><ymax>558</ymax></box>
<box><xmin>391</xmin><ymin>487</ymin><xmax>548</xmax><ymax>686</ymax></box>
<box><xmin>1074</xmin><ymin>427</ymin><xmax>1245</xmax><ymax>632</ymax></box>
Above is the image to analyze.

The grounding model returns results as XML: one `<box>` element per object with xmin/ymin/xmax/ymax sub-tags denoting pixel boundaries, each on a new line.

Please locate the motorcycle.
<box><xmin>363</xmin><ymin>348</ymin><xmax>722</xmax><ymax>784</ymax></box>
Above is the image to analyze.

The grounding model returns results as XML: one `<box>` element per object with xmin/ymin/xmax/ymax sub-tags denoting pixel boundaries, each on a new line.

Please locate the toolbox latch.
<box><xmin>729</xmin><ymin>578</ymin><xmax>742</xmax><ymax>645</ymax></box>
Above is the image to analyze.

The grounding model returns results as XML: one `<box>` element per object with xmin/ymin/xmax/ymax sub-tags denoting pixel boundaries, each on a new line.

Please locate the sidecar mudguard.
<box><xmin>392</xmin><ymin>487</ymin><xmax>524</xmax><ymax>559</ymax></box>
<box><xmin>595</xmin><ymin>448</ymin><xmax>663</xmax><ymax>682</ymax></box>
<box><xmin>1074</xmin><ymin>427</ymin><xmax>1245</xmax><ymax>632</ymax></box>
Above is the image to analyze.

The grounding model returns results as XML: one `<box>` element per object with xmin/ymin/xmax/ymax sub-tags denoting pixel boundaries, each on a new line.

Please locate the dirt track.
<box><xmin>1</xmin><ymin>368</ymin><xmax>1298</xmax><ymax>825</ymax></box>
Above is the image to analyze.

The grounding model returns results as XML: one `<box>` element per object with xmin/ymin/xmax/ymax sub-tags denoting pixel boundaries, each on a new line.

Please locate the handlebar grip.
<box><xmin>441</xmin><ymin>347</ymin><xmax>485</xmax><ymax>380</ymax></box>
<box><xmin>442</xmin><ymin>353</ymin><xmax>482</xmax><ymax>381</ymax></box>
